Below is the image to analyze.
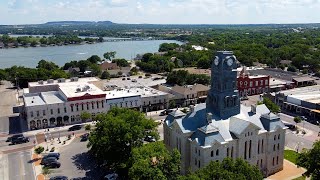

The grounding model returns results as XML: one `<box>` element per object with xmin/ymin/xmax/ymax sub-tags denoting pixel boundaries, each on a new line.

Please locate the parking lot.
<box><xmin>48</xmin><ymin>138</ymin><xmax>103</xmax><ymax>180</ymax></box>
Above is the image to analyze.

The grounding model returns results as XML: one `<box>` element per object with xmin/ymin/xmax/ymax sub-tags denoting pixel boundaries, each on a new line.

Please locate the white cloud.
<box><xmin>1</xmin><ymin>0</ymin><xmax>320</xmax><ymax>24</ymax></box>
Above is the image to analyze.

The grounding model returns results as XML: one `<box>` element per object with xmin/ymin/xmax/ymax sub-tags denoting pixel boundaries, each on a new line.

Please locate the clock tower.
<box><xmin>206</xmin><ymin>51</ymin><xmax>240</xmax><ymax>118</ymax></box>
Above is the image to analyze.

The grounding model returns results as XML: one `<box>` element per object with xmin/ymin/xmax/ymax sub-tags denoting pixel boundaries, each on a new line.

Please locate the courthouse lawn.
<box><xmin>284</xmin><ymin>150</ymin><xmax>299</xmax><ymax>164</ymax></box>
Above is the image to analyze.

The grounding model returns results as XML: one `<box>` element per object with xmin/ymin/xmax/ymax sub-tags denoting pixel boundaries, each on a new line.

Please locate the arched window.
<box><xmin>211</xmin><ymin>151</ymin><xmax>213</xmax><ymax>157</ymax></box>
<box><xmin>278</xmin><ymin>134</ymin><xmax>280</xmax><ymax>140</ymax></box>
<box><xmin>272</xmin><ymin>157</ymin><xmax>275</xmax><ymax>166</ymax></box>
<box><xmin>277</xmin><ymin>143</ymin><xmax>280</xmax><ymax>150</ymax></box>
<box><xmin>274</xmin><ymin>135</ymin><xmax>276</xmax><ymax>140</ymax></box>
<box><xmin>216</xmin><ymin>149</ymin><xmax>219</xmax><ymax>156</ymax></box>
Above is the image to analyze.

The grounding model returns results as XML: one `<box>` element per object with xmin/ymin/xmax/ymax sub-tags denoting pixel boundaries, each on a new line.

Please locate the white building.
<box><xmin>163</xmin><ymin>51</ymin><xmax>286</xmax><ymax>177</ymax></box>
<box><xmin>23</xmin><ymin>77</ymin><xmax>170</xmax><ymax>130</ymax></box>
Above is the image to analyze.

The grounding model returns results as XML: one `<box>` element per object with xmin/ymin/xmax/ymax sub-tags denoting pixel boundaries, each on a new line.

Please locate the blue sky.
<box><xmin>1</xmin><ymin>0</ymin><xmax>320</xmax><ymax>25</ymax></box>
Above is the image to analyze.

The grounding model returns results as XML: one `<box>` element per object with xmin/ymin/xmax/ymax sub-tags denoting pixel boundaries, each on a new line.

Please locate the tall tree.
<box><xmin>36</xmin><ymin>60</ymin><xmax>59</xmax><ymax>71</ymax></box>
<box><xmin>87</xmin><ymin>55</ymin><xmax>102</xmax><ymax>64</ymax></box>
<box><xmin>103</xmin><ymin>51</ymin><xmax>116</xmax><ymax>61</ymax></box>
<box><xmin>129</xmin><ymin>142</ymin><xmax>180</xmax><ymax>180</ymax></box>
<box><xmin>297</xmin><ymin>141</ymin><xmax>320</xmax><ymax>179</ymax></box>
<box><xmin>88</xmin><ymin>108</ymin><xmax>158</xmax><ymax>171</ymax></box>
<box><xmin>180</xmin><ymin>158</ymin><xmax>263</xmax><ymax>180</ymax></box>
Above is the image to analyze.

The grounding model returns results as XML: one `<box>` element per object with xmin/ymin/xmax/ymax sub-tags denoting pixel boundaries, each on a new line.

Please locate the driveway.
<box><xmin>49</xmin><ymin>138</ymin><xmax>103</xmax><ymax>180</ymax></box>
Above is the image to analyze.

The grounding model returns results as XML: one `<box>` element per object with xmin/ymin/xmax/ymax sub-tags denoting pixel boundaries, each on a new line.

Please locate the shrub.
<box><xmin>34</xmin><ymin>146</ymin><xmax>45</xmax><ymax>154</ymax></box>
<box><xmin>85</xmin><ymin>124</ymin><xmax>92</xmax><ymax>131</ymax></box>
<box><xmin>50</xmin><ymin>147</ymin><xmax>55</xmax><ymax>152</ymax></box>
<box><xmin>42</xmin><ymin>167</ymin><xmax>51</xmax><ymax>175</ymax></box>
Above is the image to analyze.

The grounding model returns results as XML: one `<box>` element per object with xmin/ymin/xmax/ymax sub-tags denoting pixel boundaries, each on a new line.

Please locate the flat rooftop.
<box><xmin>28</xmin><ymin>77</ymin><xmax>99</xmax><ymax>87</ymax></box>
<box><xmin>281</xmin><ymin>85</ymin><xmax>320</xmax><ymax>104</ymax></box>
<box><xmin>105</xmin><ymin>86</ymin><xmax>168</xmax><ymax>99</ymax></box>
<box><xmin>59</xmin><ymin>83</ymin><xmax>105</xmax><ymax>98</ymax></box>
<box><xmin>24</xmin><ymin>91</ymin><xmax>65</xmax><ymax>107</ymax></box>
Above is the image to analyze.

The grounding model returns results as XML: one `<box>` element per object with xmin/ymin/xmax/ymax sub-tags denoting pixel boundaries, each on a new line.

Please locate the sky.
<box><xmin>0</xmin><ymin>0</ymin><xmax>320</xmax><ymax>25</ymax></box>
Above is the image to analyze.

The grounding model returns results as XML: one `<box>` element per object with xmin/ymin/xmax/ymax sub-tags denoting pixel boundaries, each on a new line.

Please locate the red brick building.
<box><xmin>237</xmin><ymin>67</ymin><xmax>270</xmax><ymax>97</ymax></box>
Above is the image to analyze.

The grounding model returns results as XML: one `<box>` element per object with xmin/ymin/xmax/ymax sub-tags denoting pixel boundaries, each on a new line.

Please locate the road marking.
<box><xmin>0</xmin><ymin>152</ymin><xmax>9</xmax><ymax>180</ymax></box>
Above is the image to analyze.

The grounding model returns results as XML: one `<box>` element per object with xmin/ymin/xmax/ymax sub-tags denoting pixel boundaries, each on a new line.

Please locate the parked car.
<box><xmin>11</xmin><ymin>136</ymin><xmax>29</xmax><ymax>145</ymax></box>
<box><xmin>6</xmin><ymin>134</ymin><xmax>23</xmax><ymax>142</ymax></box>
<box><xmin>43</xmin><ymin>152</ymin><xmax>60</xmax><ymax>160</ymax></box>
<box><xmin>160</xmin><ymin>109</ymin><xmax>173</xmax><ymax>116</ymax></box>
<box><xmin>144</xmin><ymin>135</ymin><xmax>156</xmax><ymax>142</ymax></box>
<box><xmin>127</xmin><ymin>77</ymin><xmax>131</xmax><ymax>80</ymax></box>
<box><xmin>122</xmin><ymin>78</ymin><xmax>126</xmax><ymax>80</ymax></box>
<box><xmin>81</xmin><ymin>133</ymin><xmax>89</xmax><ymax>141</ymax></box>
<box><xmin>138</xmin><ymin>76</ymin><xmax>143</xmax><ymax>78</ymax></box>
<box><xmin>68</xmin><ymin>125</ymin><xmax>82</xmax><ymax>131</ymax></box>
<box><xmin>44</xmin><ymin>161</ymin><xmax>61</xmax><ymax>168</ymax></box>
<box><xmin>49</xmin><ymin>176</ymin><xmax>68</xmax><ymax>180</ymax></box>
<box><xmin>40</xmin><ymin>157</ymin><xmax>58</xmax><ymax>165</ymax></box>
<box><xmin>131</xmin><ymin>79</ymin><xmax>137</xmax><ymax>82</ymax></box>
<box><xmin>282</xmin><ymin>121</ymin><xmax>296</xmax><ymax>130</ymax></box>
<box><xmin>104</xmin><ymin>173</ymin><xmax>118</xmax><ymax>180</ymax></box>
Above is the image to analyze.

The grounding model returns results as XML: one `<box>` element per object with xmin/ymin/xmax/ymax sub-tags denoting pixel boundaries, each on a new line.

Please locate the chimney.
<box><xmin>189</xmin><ymin>105</ymin><xmax>194</xmax><ymax>113</ymax></box>
<box><xmin>206</xmin><ymin>112</ymin><xmax>212</xmax><ymax>124</ymax></box>
<box><xmin>251</xmin><ymin>104</ymin><xmax>256</xmax><ymax>114</ymax></box>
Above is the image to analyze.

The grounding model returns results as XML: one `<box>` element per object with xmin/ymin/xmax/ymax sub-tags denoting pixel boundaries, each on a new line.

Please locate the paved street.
<box><xmin>49</xmin><ymin>138</ymin><xmax>103</xmax><ymax>180</ymax></box>
<box><xmin>0</xmin><ymin>150</ymin><xmax>35</xmax><ymax>180</ymax></box>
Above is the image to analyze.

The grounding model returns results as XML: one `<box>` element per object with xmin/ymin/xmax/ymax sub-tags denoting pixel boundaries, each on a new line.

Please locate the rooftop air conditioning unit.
<box><xmin>58</xmin><ymin>78</ymin><xmax>66</xmax><ymax>83</ymax></box>
<box><xmin>70</xmin><ymin>77</ymin><xmax>79</xmax><ymax>82</ymax></box>
<box><xmin>47</xmin><ymin>79</ymin><xmax>54</xmax><ymax>84</ymax></box>
<box><xmin>38</xmin><ymin>80</ymin><xmax>44</xmax><ymax>85</ymax></box>
<box><xmin>76</xmin><ymin>88</ymin><xmax>81</xmax><ymax>92</ymax></box>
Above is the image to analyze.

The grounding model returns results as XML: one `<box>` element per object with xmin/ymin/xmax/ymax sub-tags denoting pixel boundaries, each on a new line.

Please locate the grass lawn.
<box><xmin>292</xmin><ymin>176</ymin><xmax>306</xmax><ymax>180</ymax></box>
<box><xmin>284</xmin><ymin>150</ymin><xmax>299</xmax><ymax>164</ymax></box>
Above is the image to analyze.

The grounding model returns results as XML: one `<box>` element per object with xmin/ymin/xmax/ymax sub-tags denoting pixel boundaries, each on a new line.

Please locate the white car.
<box><xmin>104</xmin><ymin>173</ymin><xmax>118</xmax><ymax>180</ymax></box>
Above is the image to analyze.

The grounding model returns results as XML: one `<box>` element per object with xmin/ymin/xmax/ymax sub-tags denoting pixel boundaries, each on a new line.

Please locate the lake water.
<box><xmin>0</xmin><ymin>40</ymin><xmax>182</xmax><ymax>68</ymax></box>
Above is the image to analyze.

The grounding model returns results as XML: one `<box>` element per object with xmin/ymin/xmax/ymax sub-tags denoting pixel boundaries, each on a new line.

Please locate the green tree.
<box><xmin>89</xmin><ymin>63</ymin><xmax>102</xmax><ymax>76</ymax></box>
<box><xmin>294</xmin><ymin>116</ymin><xmax>302</xmax><ymax>124</ymax></box>
<box><xmin>34</xmin><ymin>146</ymin><xmax>45</xmax><ymax>154</ymax></box>
<box><xmin>80</xmin><ymin>111</ymin><xmax>91</xmax><ymax>122</ymax></box>
<box><xmin>159</xmin><ymin>43</ymin><xmax>180</xmax><ymax>52</ymax></box>
<box><xmin>88</xmin><ymin>108</ymin><xmax>158</xmax><ymax>171</ymax></box>
<box><xmin>36</xmin><ymin>60</ymin><xmax>59</xmax><ymax>71</ymax></box>
<box><xmin>103</xmin><ymin>51</ymin><xmax>116</xmax><ymax>61</ymax></box>
<box><xmin>85</xmin><ymin>124</ymin><xmax>92</xmax><ymax>131</ymax></box>
<box><xmin>101</xmin><ymin>71</ymin><xmax>110</xmax><ymax>79</ymax></box>
<box><xmin>297</xmin><ymin>141</ymin><xmax>320</xmax><ymax>179</ymax></box>
<box><xmin>130</xmin><ymin>67</ymin><xmax>139</xmax><ymax>75</ymax></box>
<box><xmin>112</xmin><ymin>59</ymin><xmax>129</xmax><ymax>67</ymax></box>
<box><xmin>87</xmin><ymin>55</ymin><xmax>102</xmax><ymax>64</ymax></box>
<box><xmin>262</xmin><ymin>97</ymin><xmax>280</xmax><ymax>113</ymax></box>
<box><xmin>287</xmin><ymin>65</ymin><xmax>297</xmax><ymax>72</ymax></box>
<box><xmin>180</xmin><ymin>158</ymin><xmax>263</xmax><ymax>180</ymax></box>
<box><xmin>129</xmin><ymin>142</ymin><xmax>180</xmax><ymax>180</ymax></box>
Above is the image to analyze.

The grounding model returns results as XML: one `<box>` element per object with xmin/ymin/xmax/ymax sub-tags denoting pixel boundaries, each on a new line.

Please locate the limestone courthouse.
<box><xmin>163</xmin><ymin>51</ymin><xmax>286</xmax><ymax>176</ymax></box>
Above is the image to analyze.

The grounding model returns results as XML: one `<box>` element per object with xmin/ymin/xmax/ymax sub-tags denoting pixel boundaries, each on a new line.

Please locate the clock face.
<box><xmin>214</xmin><ymin>57</ymin><xmax>219</xmax><ymax>66</ymax></box>
<box><xmin>227</xmin><ymin>58</ymin><xmax>233</xmax><ymax>66</ymax></box>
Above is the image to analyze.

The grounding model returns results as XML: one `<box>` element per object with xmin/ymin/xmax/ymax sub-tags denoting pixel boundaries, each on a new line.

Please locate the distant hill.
<box><xmin>45</xmin><ymin>21</ymin><xmax>115</xmax><ymax>25</ymax></box>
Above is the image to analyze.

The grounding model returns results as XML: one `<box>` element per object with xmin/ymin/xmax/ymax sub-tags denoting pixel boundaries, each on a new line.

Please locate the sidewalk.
<box><xmin>267</xmin><ymin>160</ymin><xmax>306</xmax><ymax>180</ymax></box>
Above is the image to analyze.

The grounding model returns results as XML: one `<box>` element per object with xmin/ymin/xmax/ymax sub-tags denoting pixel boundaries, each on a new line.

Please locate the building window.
<box><xmin>277</xmin><ymin>143</ymin><xmax>280</xmax><ymax>150</ymax></box>
<box><xmin>258</xmin><ymin>140</ymin><xmax>260</xmax><ymax>154</ymax></box>
<box><xmin>260</xmin><ymin>159</ymin><xmax>263</xmax><ymax>168</ymax></box>
<box><xmin>51</xmin><ymin>109</ymin><xmax>53</xmax><ymax>114</ymax></box>
<box><xmin>260</xmin><ymin>80</ymin><xmax>263</xmax><ymax>86</ymax></box>
<box><xmin>36</xmin><ymin>111</ymin><xmax>39</xmax><ymax>117</ymax></box>
<box><xmin>227</xmin><ymin>148</ymin><xmax>229</xmax><ymax>157</ymax></box>
<box><xmin>64</xmin><ymin>107</ymin><xmax>67</xmax><ymax>113</ymax></box>
<box><xmin>255</xmin><ymin>81</ymin><xmax>258</xmax><ymax>86</ymax></box>
<box><xmin>82</xmin><ymin>104</ymin><xmax>84</xmax><ymax>111</ymax></box>
<box><xmin>76</xmin><ymin>105</ymin><xmax>79</xmax><ymax>111</ymax></box>
<box><xmin>211</xmin><ymin>151</ymin><xmax>213</xmax><ymax>157</ymax></box>
<box><xmin>249</xmin><ymin>140</ymin><xmax>252</xmax><ymax>159</ymax></box>
<box><xmin>30</xmin><ymin>111</ymin><xmax>33</xmax><ymax>117</ymax></box>
<box><xmin>57</xmin><ymin>108</ymin><xmax>60</xmax><ymax>114</ymax></box>
<box><xmin>97</xmin><ymin>101</ymin><xmax>99</xmax><ymax>109</ymax></box>
<box><xmin>273</xmin><ymin>157</ymin><xmax>275</xmax><ymax>166</ymax></box>
<box><xmin>278</xmin><ymin>134</ymin><xmax>280</xmax><ymax>140</ymax></box>
<box><xmin>92</xmin><ymin>103</ymin><xmax>94</xmax><ymax>109</ymax></box>
<box><xmin>120</xmin><ymin>102</ymin><xmax>123</xmax><ymax>108</ymax></box>
<box><xmin>87</xmin><ymin>104</ymin><xmax>89</xmax><ymax>110</ymax></box>
<box><xmin>101</xmin><ymin>101</ymin><xmax>104</xmax><ymax>108</ymax></box>
<box><xmin>71</xmin><ymin>115</ymin><xmax>75</xmax><ymax>122</ymax></box>
<box><xmin>244</xmin><ymin>141</ymin><xmax>247</xmax><ymax>159</ymax></box>
<box><xmin>125</xmin><ymin>102</ymin><xmax>128</xmax><ymax>107</ymax></box>
<box><xmin>198</xmin><ymin>150</ymin><xmax>200</xmax><ymax>156</ymax></box>
<box><xmin>216</xmin><ymin>149</ymin><xmax>219</xmax><ymax>156</ymax></box>
<box><xmin>71</xmin><ymin>106</ymin><xmax>74</xmax><ymax>112</ymax></box>
<box><xmin>43</xmin><ymin>110</ymin><xmax>46</xmax><ymax>116</ymax></box>
<box><xmin>198</xmin><ymin>160</ymin><xmax>200</xmax><ymax>168</ymax></box>
<box><xmin>274</xmin><ymin>135</ymin><xmax>276</xmax><ymax>140</ymax></box>
<box><xmin>277</xmin><ymin>156</ymin><xmax>279</xmax><ymax>165</ymax></box>
<box><xmin>262</xmin><ymin>139</ymin><xmax>264</xmax><ymax>153</ymax></box>
<box><xmin>273</xmin><ymin>144</ymin><xmax>276</xmax><ymax>151</ymax></box>
<box><xmin>250</xmin><ymin>81</ymin><xmax>253</xmax><ymax>87</ymax></box>
<box><xmin>195</xmin><ymin>158</ymin><xmax>197</xmax><ymax>165</ymax></box>
<box><xmin>231</xmin><ymin>146</ymin><xmax>234</xmax><ymax>158</ymax></box>
<box><xmin>195</xmin><ymin>147</ymin><xmax>197</xmax><ymax>154</ymax></box>
<box><xmin>265</xmin><ymin>79</ymin><xmax>268</xmax><ymax>85</ymax></box>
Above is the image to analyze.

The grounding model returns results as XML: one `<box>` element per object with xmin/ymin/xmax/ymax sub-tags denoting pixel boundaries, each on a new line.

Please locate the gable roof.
<box><xmin>172</xmin><ymin>85</ymin><xmax>196</xmax><ymax>95</ymax></box>
<box><xmin>100</xmin><ymin>62</ymin><xmax>119</xmax><ymax>70</ymax></box>
<box><xmin>192</xmin><ymin>84</ymin><xmax>210</xmax><ymax>92</ymax></box>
